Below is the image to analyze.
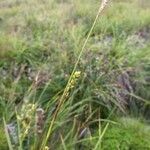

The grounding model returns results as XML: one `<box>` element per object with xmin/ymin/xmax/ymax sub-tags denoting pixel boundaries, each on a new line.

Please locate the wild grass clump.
<box><xmin>0</xmin><ymin>0</ymin><xmax>150</xmax><ymax>149</ymax></box>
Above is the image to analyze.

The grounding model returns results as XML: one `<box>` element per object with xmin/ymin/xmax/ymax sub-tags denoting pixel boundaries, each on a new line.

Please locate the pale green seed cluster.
<box><xmin>17</xmin><ymin>102</ymin><xmax>36</xmax><ymax>137</ymax></box>
<box><xmin>65</xmin><ymin>71</ymin><xmax>81</xmax><ymax>97</ymax></box>
<box><xmin>44</xmin><ymin>146</ymin><xmax>49</xmax><ymax>150</ymax></box>
<box><xmin>69</xmin><ymin>71</ymin><xmax>81</xmax><ymax>89</ymax></box>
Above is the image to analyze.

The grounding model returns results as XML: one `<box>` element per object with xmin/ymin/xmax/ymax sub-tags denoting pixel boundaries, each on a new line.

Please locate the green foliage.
<box><xmin>0</xmin><ymin>0</ymin><xmax>150</xmax><ymax>149</ymax></box>
<box><xmin>0</xmin><ymin>126</ymin><xmax>8</xmax><ymax>150</ymax></box>
<box><xmin>102</xmin><ymin>118</ymin><xmax>150</xmax><ymax>150</ymax></box>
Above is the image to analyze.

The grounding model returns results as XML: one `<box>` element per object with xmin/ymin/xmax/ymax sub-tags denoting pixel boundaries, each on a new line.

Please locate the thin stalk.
<box><xmin>3</xmin><ymin>118</ymin><xmax>14</xmax><ymax>150</ymax></box>
<box><xmin>40</xmin><ymin>1</ymin><xmax>109</xmax><ymax>149</ymax></box>
<box><xmin>93</xmin><ymin>122</ymin><xmax>109</xmax><ymax>150</ymax></box>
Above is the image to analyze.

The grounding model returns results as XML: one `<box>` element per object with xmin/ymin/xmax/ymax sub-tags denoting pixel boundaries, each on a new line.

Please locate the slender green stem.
<box><xmin>3</xmin><ymin>118</ymin><xmax>14</xmax><ymax>150</ymax></box>
<box><xmin>40</xmin><ymin>1</ymin><xmax>109</xmax><ymax>149</ymax></box>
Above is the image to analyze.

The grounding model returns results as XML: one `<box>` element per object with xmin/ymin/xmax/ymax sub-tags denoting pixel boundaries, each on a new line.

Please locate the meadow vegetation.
<box><xmin>0</xmin><ymin>0</ymin><xmax>150</xmax><ymax>149</ymax></box>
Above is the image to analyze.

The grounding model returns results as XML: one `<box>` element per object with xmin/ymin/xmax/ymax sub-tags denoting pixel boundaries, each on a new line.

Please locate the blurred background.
<box><xmin>0</xmin><ymin>0</ymin><xmax>150</xmax><ymax>150</ymax></box>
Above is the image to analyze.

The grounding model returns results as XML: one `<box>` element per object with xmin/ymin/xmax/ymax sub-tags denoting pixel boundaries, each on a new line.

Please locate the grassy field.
<box><xmin>0</xmin><ymin>0</ymin><xmax>150</xmax><ymax>149</ymax></box>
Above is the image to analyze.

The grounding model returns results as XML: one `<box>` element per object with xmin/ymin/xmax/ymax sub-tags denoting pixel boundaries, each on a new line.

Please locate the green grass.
<box><xmin>0</xmin><ymin>0</ymin><xmax>150</xmax><ymax>149</ymax></box>
<box><xmin>0</xmin><ymin>125</ymin><xmax>8</xmax><ymax>150</ymax></box>
<box><xmin>102</xmin><ymin>117</ymin><xmax>150</xmax><ymax>150</ymax></box>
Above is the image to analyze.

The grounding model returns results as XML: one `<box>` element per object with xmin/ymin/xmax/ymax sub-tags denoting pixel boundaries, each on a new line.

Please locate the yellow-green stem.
<box><xmin>40</xmin><ymin>1</ymin><xmax>109</xmax><ymax>149</ymax></box>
